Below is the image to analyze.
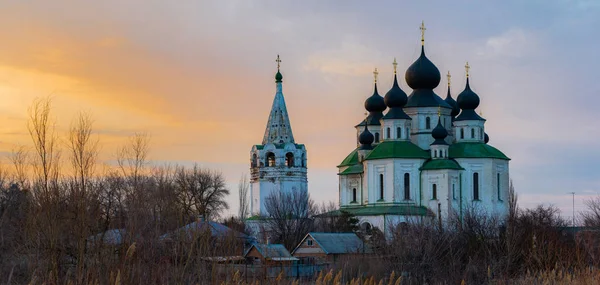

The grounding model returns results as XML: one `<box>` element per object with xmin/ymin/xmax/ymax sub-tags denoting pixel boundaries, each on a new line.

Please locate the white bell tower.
<box><xmin>249</xmin><ymin>55</ymin><xmax>308</xmax><ymax>217</ymax></box>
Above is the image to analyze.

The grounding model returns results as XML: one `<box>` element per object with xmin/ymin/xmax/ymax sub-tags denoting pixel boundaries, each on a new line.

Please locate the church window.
<box><xmin>480</xmin><ymin>129</ymin><xmax>483</xmax><ymax>140</ymax></box>
<box><xmin>432</xmin><ymin>184</ymin><xmax>437</xmax><ymax>200</ymax></box>
<box><xmin>352</xmin><ymin>188</ymin><xmax>357</xmax><ymax>203</ymax></box>
<box><xmin>406</xmin><ymin>128</ymin><xmax>409</xmax><ymax>139</ymax></box>
<box><xmin>404</xmin><ymin>173</ymin><xmax>410</xmax><ymax>200</ymax></box>
<box><xmin>252</xmin><ymin>154</ymin><xmax>257</xmax><ymax>167</ymax></box>
<box><xmin>375</xmin><ymin>133</ymin><xmax>380</xmax><ymax>143</ymax></box>
<box><xmin>266</xmin><ymin>152</ymin><xmax>276</xmax><ymax>167</ymax></box>
<box><xmin>452</xmin><ymin>184</ymin><xmax>456</xmax><ymax>200</ymax></box>
<box><xmin>397</xmin><ymin>127</ymin><xmax>401</xmax><ymax>139</ymax></box>
<box><xmin>301</xmin><ymin>153</ymin><xmax>305</xmax><ymax>167</ymax></box>
<box><xmin>473</xmin><ymin>172</ymin><xmax>480</xmax><ymax>200</ymax></box>
<box><xmin>379</xmin><ymin>174</ymin><xmax>384</xmax><ymax>200</ymax></box>
<box><xmin>471</xmin><ymin>128</ymin><xmax>475</xmax><ymax>138</ymax></box>
<box><xmin>386</xmin><ymin>127</ymin><xmax>390</xmax><ymax>139</ymax></box>
<box><xmin>285</xmin><ymin>152</ymin><xmax>294</xmax><ymax>167</ymax></box>
<box><xmin>434</xmin><ymin>150</ymin><xmax>438</xmax><ymax>158</ymax></box>
<box><xmin>460</xmin><ymin>128</ymin><xmax>464</xmax><ymax>139</ymax></box>
<box><xmin>497</xmin><ymin>173</ymin><xmax>501</xmax><ymax>201</ymax></box>
<box><xmin>426</xmin><ymin>117</ymin><xmax>431</xmax><ymax>129</ymax></box>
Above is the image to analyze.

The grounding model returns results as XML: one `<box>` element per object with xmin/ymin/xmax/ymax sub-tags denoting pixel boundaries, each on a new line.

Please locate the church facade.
<box><xmin>337</xmin><ymin>25</ymin><xmax>510</xmax><ymax>235</ymax></box>
<box><xmin>249</xmin><ymin>56</ymin><xmax>308</xmax><ymax>217</ymax></box>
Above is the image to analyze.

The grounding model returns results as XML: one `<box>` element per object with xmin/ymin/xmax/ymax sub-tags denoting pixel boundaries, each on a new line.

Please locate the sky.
<box><xmin>0</xmin><ymin>0</ymin><xmax>599</xmax><ymax>220</ymax></box>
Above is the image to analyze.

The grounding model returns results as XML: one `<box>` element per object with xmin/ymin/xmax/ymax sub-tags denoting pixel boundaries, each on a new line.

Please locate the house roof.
<box><xmin>160</xmin><ymin>220</ymin><xmax>249</xmax><ymax>241</ymax></box>
<box><xmin>292</xmin><ymin>232</ymin><xmax>370</xmax><ymax>255</ymax></box>
<box><xmin>245</xmin><ymin>243</ymin><xmax>297</xmax><ymax>260</ymax></box>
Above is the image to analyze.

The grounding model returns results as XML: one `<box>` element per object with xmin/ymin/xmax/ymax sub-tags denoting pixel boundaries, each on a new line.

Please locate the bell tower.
<box><xmin>249</xmin><ymin>55</ymin><xmax>308</xmax><ymax>217</ymax></box>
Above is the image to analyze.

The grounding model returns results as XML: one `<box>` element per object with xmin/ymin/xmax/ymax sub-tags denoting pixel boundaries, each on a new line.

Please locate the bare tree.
<box><xmin>10</xmin><ymin>145</ymin><xmax>29</xmax><ymax>189</ymax></box>
<box><xmin>263</xmin><ymin>189</ymin><xmax>315</xmax><ymax>250</ymax></box>
<box><xmin>68</xmin><ymin>111</ymin><xmax>99</xmax><ymax>191</ymax></box>
<box><xmin>582</xmin><ymin>196</ymin><xmax>600</xmax><ymax>227</ymax></box>
<box><xmin>175</xmin><ymin>164</ymin><xmax>230</xmax><ymax>220</ymax></box>
<box><xmin>117</xmin><ymin>132</ymin><xmax>150</xmax><ymax>185</ymax></box>
<box><xmin>237</xmin><ymin>174</ymin><xmax>249</xmax><ymax>220</ymax></box>
<box><xmin>27</xmin><ymin>97</ymin><xmax>60</xmax><ymax>193</ymax></box>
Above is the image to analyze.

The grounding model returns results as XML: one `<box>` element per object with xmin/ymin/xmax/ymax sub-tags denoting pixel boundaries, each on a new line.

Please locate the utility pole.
<box><xmin>569</xmin><ymin>192</ymin><xmax>575</xmax><ymax>228</ymax></box>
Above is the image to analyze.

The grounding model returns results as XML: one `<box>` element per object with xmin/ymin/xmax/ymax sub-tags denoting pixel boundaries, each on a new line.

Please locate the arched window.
<box><xmin>397</xmin><ymin>127</ymin><xmax>401</xmax><ymax>139</ymax></box>
<box><xmin>285</xmin><ymin>152</ymin><xmax>294</xmax><ymax>167</ymax></box>
<box><xmin>432</xmin><ymin>184</ymin><xmax>437</xmax><ymax>200</ymax></box>
<box><xmin>301</xmin><ymin>153</ymin><xmax>305</xmax><ymax>167</ymax></box>
<box><xmin>497</xmin><ymin>173</ymin><xmax>501</xmax><ymax>201</ymax></box>
<box><xmin>375</xmin><ymin>132</ymin><xmax>380</xmax><ymax>143</ymax></box>
<box><xmin>352</xmin><ymin>188</ymin><xmax>357</xmax><ymax>203</ymax></box>
<box><xmin>379</xmin><ymin>174</ymin><xmax>384</xmax><ymax>200</ymax></box>
<box><xmin>266</xmin><ymin>152</ymin><xmax>276</xmax><ymax>167</ymax></box>
<box><xmin>471</xmin><ymin>128</ymin><xmax>475</xmax><ymax>138</ymax></box>
<box><xmin>406</xmin><ymin>128</ymin><xmax>409</xmax><ymax>139</ymax></box>
<box><xmin>252</xmin><ymin>153</ymin><xmax>257</xmax><ymax>167</ymax></box>
<box><xmin>460</xmin><ymin>128</ymin><xmax>464</xmax><ymax>139</ymax></box>
<box><xmin>386</xmin><ymin>127</ymin><xmax>390</xmax><ymax>139</ymax></box>
<box><xmin>473</xmin><ymin>172</ymin><xmax>480</xmax><ymax>200</ymax></box>
<box><xmin>426</xmin><ymin>117</ymin><xmax>431</xmax><ymax>129</ymax></box>
<box><xmin>480</xmin><ymin>129</ymin><xmax>483</xmax><ymax>140</ymax></box>
<box><xmin>404</xmin><ymin>173</ymin><xmax>410</xmax><ymax>200</ymax></box>
<box><xmin>434</xmin><ymin>150</ymin><xmax>438</xmax><ymax>158</ymax></box>
<box><xmin>452</xmin><ymin>184</ymin><xmax>456</xmax><ymax>200</ymax></box>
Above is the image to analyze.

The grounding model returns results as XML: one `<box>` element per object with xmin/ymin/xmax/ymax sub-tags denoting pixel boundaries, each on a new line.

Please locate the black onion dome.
<box><xmin>364</xmin><ymin>83</ymin><xmax>387</xmax><ymax>112</ymax></box>
<box><xmin>405</xmin><ymin>46</ymin><xmax>441</xmax><ymax>90</ymax></box>
<box><xmin>445</xmin><ymin>86</ymin><xmax>460</xmax><ymax>117</ymax></box>
<box><xmin>275</xmin><ymin>70</ymin><xmax>283</xmax><ymax>83</ymax></box>
<box><xmin>359</xmin><ymin>124</ymin><xmax>374</xmax><ymax>149</ymax></box>
<box><xmin>384</xmin><ymin>75</ymin><xmax>408</xmax><ymax>108</ymax></box>
<box><xmin>484</xmin><ymin>133</ymin><xmax>489</xmax><ymax>144</ymax></box>
<box><xmin>431</xmin><ymin>118</ymin><xmax>449</xmax><ymax>145</ymax></box>
<box><xmin>455</xmin><ymin>78</ymin><xmax>485</xmax><ymax>121</ymax></box>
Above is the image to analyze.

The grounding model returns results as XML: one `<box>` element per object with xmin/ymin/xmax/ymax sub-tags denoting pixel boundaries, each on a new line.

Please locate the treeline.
<box><xmin>0</xmin><ymin>98</ymin><xmax>236</xmax><ymax>284</ymax></box>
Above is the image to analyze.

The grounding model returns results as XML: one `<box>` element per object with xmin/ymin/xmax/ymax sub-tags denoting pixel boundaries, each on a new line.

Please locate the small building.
<box><xmin>291</xmin><ymin>232</ymin><xmax>370</xmax><ymax>264</ymax></box>
<box><xmin>244</xmin><ymin>243</ymin><xmax>298</xmax><ymax>265</ymax></box>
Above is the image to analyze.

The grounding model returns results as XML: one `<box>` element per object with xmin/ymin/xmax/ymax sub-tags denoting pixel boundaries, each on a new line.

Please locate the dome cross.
<box><xmin>420</xmin><ymin>21</ymin><xmax>426</xmax><ymax>45</ymax></box>
<box><xmin>465</xmin><ymin>62</ymin><xmax>470</xmax><ymax>78</ymax></box>
<box><xmin>447</xmin><ymin>71</ymin><xmax>451</xmax><ymax>87</ymax></box>
<box><xmin>373</xmin><ymin>68</ymin><xmax>379</xmax><ymax>83</ymax></box>
<box><xmin>275</xmin><ymin>54</ymin><xmax>282</xmax><ymax>70</ymax></box>
<box><xmin>393</xmin><ymin>58</ymin><xmax>398</xmax><ymax>75</ymax></box>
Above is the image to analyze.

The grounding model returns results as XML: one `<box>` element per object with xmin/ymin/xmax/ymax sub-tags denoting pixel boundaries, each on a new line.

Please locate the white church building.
<box><xmin>336</xmin><ymin>25</ymin><xmax>510</xmax><ymax>235</ymax></box>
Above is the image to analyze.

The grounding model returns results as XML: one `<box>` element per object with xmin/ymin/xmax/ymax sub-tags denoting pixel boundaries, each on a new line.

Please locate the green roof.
<box><xmin>338</xmin><ymin>149</ymin><xmax>359</xmax><ymax>167</ymax></box>
<box><xmin>329</xmin><ymin>205</ymin><xmax>433</xmax><ymax>217</ymax></box>
<box><xmin>419</xmin><ymin>159</ymin><xmax>464</xmax><ymax>171</ymax></box>
<box><xmin>449</xmin><ymin>142</ymin><xmax>510</xmax><ymax>160</ymax></box>
<box><xmin>365</xmin><ymin>141</ymin><xmax>429</xmax><ymax>160</ymax></box>
<box><xmin>339</xmin><ymin>164</ymin><xmax>364</xmax><ymax>175</ymax></box>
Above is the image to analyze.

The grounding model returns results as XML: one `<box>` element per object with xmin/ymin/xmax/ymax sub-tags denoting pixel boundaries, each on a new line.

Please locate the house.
<box><xmin>244</xmin><ymin>243</ymin><xmax>298</xmax><ymax>265</ymax></box>
<box><xmin>160</xmin><ymin>219</ymin><xmax>253</xmax><ymax>257</ymax></box>
<box><xmin>291</xmin><ymin>232</ymin><xmax>371</xmax><ymax>264</ymax></box>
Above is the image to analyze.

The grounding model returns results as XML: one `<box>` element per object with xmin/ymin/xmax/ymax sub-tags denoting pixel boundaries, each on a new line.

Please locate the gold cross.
<box><xmin>465</xmin><ymin>62</ymin><xmax>470</xmax><ymax>78</ymax></box>
<box><xmin>275</xmin><ymin>54</ymin><xmax>281</xmax><ymax>69</ymax></box>
<box><xmin>420</xmin><ymin>21</ymin><xmax>426</xmax><ymax>45</ymax></box>
<box><xmin>392</xmin><ymin>58</ymin><xmax>398</xmax><ymax>75</ymax></box>
<box><xmin>438</xmin><ymin>106</ymin><xmax>441</xmax><ymax>117</ymax></box>
<box><xmin>373</xmin><ymin>68</ymin><xmax>379</xmax><ymax>83</ymax></box>
<box><xmin>447</xmin><ymin>71</ymin><xmax>451</xmax><ymax>87</ymax></box>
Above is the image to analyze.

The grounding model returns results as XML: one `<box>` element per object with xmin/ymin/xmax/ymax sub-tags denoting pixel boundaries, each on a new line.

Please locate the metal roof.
<box><xmin>293</xmin><ymin>232</ymin><xmax>370</xmax><ymax>255</ymax></box>
<box><xmin>245</xmin><ymin>243</ymin><xmax>293</xmax><ymax>259</ymax></box>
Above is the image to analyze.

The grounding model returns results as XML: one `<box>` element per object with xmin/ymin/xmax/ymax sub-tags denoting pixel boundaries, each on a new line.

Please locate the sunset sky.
<box><xmin>0</xmin><ymin>1</ymin><xmax>599</xmax><ymax>219</ymax></box>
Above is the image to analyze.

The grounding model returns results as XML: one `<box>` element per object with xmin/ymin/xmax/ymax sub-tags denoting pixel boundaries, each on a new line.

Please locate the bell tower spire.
<box><xmin>262</xmin><ymin>55</ymin><xmax>295</xmax><ymax>145</ymax></box>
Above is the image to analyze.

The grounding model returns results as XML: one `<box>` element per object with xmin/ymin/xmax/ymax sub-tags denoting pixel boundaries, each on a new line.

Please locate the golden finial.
<box><xmin>392</xmin><ymin>58</ymin><xmax>398</xmax><ymax>75</ymax></box>
<box><xmin>373</xmin><ymin>68</ymin><xmax>379</xmax><ymax>83</ymax></box>
<box><xmin>275</xmin><ymin>54</ymin><xmax>281</xmax><ymax>70</ymax></box>
<box><xmin>447</xmin><ymin>71</ymin><xmax>451</xmax><ymax>87</ymax></box>
<box><xmin>420</xmin><ymin>21</ymin><xmax>426</xmax><ymax>45</ymax></box>
<box><xmin>465</xmin><ymin>62</ymin><xmax>470</xmax><ymax>78</ymax></box>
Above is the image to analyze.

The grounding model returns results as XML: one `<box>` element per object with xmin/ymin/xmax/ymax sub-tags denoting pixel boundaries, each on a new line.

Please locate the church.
<box><xmin>337</xmin><ymin>24</ymin><xmax>510</xmax><ymax>234</ymax></box>
<box><xmin>249</xmin><ymin>24</ymin><xmax>510</xmax><ymax>236</ymax></box>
